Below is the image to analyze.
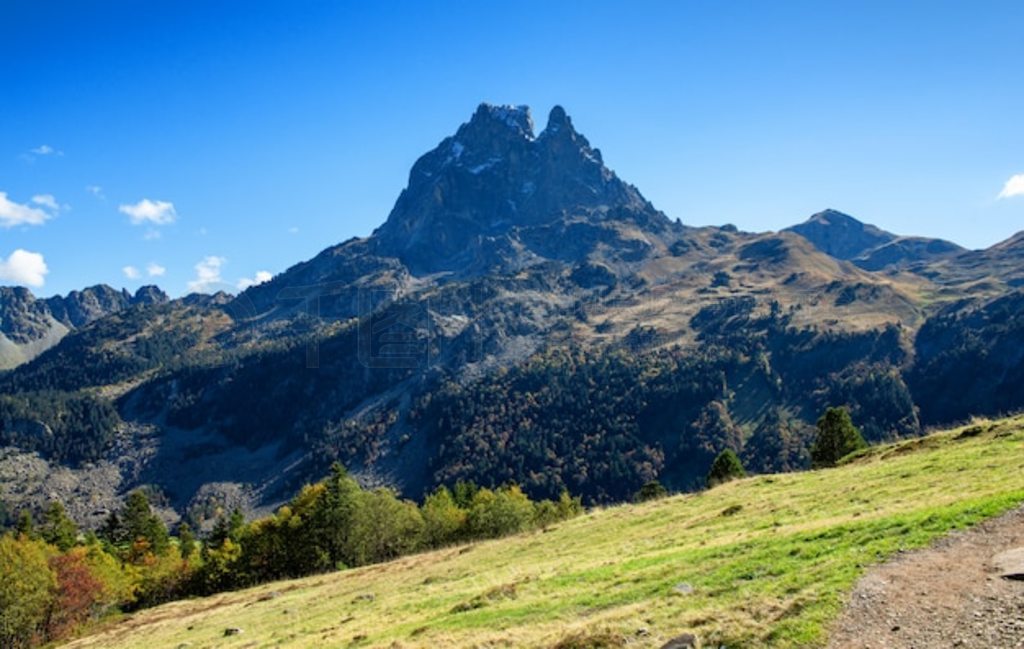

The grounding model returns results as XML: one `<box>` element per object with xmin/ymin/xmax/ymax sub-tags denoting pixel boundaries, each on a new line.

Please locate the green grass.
<box><xmin>64</xmin><ymin>415</ymin><xmax>1024</xmax><ymax>648</ymax></box>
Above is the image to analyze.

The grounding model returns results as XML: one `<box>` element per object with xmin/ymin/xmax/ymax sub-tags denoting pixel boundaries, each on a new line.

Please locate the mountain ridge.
<box><xmin>0</xmin><ymin>284</ymin><xmax>167</xmax><ymax>369</ymax></box>
<box><xmin>1</xmin><ymin>103</ymin><xmax>1022</xmax><ymax>529</ymax></box>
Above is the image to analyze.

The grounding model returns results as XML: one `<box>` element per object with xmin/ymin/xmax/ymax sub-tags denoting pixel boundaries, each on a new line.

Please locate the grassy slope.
<box><xmin>65</xmin><ymin>416</ymin><xmax>1024</xmax><ymax>649</ymax></box>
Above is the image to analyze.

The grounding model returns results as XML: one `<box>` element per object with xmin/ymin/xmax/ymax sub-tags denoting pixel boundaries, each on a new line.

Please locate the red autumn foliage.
<box><xmin>46</xmin><ymin>549</ymin><xmax>104</xmax><ymax>640</ymax></box>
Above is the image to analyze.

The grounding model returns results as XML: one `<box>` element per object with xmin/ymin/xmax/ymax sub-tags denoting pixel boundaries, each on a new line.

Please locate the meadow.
<box><xmin>65</xmin><ymin>415</ymin><xmax>1024</xmax><ymax>648</ymax></box>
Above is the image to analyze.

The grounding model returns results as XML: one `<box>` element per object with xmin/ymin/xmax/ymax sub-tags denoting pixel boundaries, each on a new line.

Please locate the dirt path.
<box><xmin>828</xmin><ymin>506</ymin><xmax>1024</xmax><ymax>648</ymax></box>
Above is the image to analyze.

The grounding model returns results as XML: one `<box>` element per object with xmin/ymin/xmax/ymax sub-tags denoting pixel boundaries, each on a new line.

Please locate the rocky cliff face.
<box><xmin>0</xmin><ymin>285</ymin><xmax>168</xmax><ymax>369</ymax></box>
<box><xmin>372</xmin><ymin>103</ymin><xmax>669</xmax><ymax>273</ymax></box>
<box><xmin>45</xmin><ymin>285</ymin><xmax>168</xmax><ymax>328</ymax></box>
<box><xmin>0</xmin><ymin>287</ymin><xmax>55</xmax><ymax>345</ymax></box>
<box><xmin>241</xmin><ymin>104</ymin><xmax>677</xmax><ymax>320</ymax></box>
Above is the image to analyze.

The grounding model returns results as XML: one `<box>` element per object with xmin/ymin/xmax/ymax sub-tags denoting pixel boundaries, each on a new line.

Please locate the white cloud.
<box><xmin>0</xmin><ymin>191</ymin><xmax>55</xmax><ymax>228</ymax></box>
<box><xmin>22</xmin><ymin>145</ymin><xmax>63</xmax><ymax>163</ymax></box>
<box><xmin>0</xmin><ymin>249</ymin><xmax>49</xmax><ymax>287</ymax></box>
<box><xmin>122</xmin><ymin>265</ymin><xmax>141</xmax><ymax>280</ymax></box>
<box><xmin>237</xmin><ymin>270</ymin><xmax>272</xmax><ymax>290</ymax></box>
<box><xmin>288</xmin><ymin>226</ymin><xmax>299</xmax><ymax>234</ymax></box>
<box><xmin>146</xmin><ymin>262</ymin><xmax>166</xmax><ymax>277</ymax></box>
<box><xmin>31</xmin><ymin>194</ymin><xmax>59</xmax><ymax>210</ymax></box>
<box><xmin>188</xmin><ymin>256</ymin><xmax>226</xmax><ymax>293</ymax></box>
<box><xmin>997</xmin><ymin>174</ymin><xmax>1024</xmax><ymax>200</ymax></box>
<box><xmin>143</xmin><ymin>229</ymin><xmax>162</xmax><ymax>240</ymax></box>
<box><xmin>85</xmin><ymin>185</ymin><xmax>105</xmax><ymax>199</ymax></box>
<box><xmin>119</xmin><ymin>198</ymin><xmax>177</xmax><ymax>225</ymax></box>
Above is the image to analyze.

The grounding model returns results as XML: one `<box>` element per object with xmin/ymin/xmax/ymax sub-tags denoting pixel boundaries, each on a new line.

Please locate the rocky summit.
<box><xmin>373</xmin><ymin>103</ymin><xmax>663</xmax><ymax>273</ymax></box>
<box><xmin>0</xmin><ymin>284</ymin><xmax>167</xmax><ymax>369</ymax></box>
<box><xmin>1</xmin><ymin>103</ymin><xmax>1022</xmax><ymax>530</ymax></box>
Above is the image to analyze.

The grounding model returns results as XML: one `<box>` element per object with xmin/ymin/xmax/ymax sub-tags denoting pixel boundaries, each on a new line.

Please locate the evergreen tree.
<box><xmin>451</xmin><ymin>480</ymin><xmax>479</xmax><ymax>509</ymax></box>
<box><xmin>556</xmin><ymin>490</ymin><xmax>583</xmax><ymax>519</ymax></box>
<box><xmin>15</xmin><ymin>510</ymin><xmax>35</xmax><ymax>539</ymax></box>
<box><xmin>811</xmin><ymin>407</ymin><xmax>868</xmax><ymax>467</ymax></box>
<box><xmin>177</xmin><ymin>522</ymin><xmax>197</xmax><ymax>559</ymax></box>
<box><xmin>122</xmin><ymin>491</ymin><xmax>169</xmax><ymax>554</ymax></box>
<box><xmin>40</xmin><ymin>502</ymin><xmax>79</xmax><ymax>551</ymax></box>
<box><xmin>313</xmin><ymin>463</ymin><xmax>362</xmax><ymax>568</ymax></box>
<box><xmin>207</xmin><ymin>509</ymin><xmax>244</xmax><ymax>550</ymax></box>
<box><xmin>100</xmin><ymin>511</ymin><xmax>125</xmax><ymax>545</ymax></box>
<box><xmin>706</xmin><ymin>449</ymin><xmax>746</xmax><ymax>488</ymax></box>
<box><xmin>635</xmin><ymin>480</ymin><xmax>669</xmax><ymax>502</ymax></box>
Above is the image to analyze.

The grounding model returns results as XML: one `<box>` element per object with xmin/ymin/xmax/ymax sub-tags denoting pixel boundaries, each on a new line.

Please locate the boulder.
<box><xmin>660</xmin><ymin>633</ymin><xmax>698</xmax><ymax>649</ymax></box>
<box><xmin>992</xmin><ymin>547</ymin><xmax>1024</xmax><ymax>580</ymax></box>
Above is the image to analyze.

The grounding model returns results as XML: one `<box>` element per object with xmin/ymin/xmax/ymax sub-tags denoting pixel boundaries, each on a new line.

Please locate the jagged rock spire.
<box><xmin>373</xmin><ymin>103</ymin><xmax>663</xmax><ymax>273</ymax></box>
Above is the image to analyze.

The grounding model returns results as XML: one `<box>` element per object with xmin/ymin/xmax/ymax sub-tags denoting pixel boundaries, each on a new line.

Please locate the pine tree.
<box><xmin>314</xmin><ymin>463</ymin><xmax>361</xmax><ymax>568</ymax></box>
<box><xmin>206</xmin><ymin>509</ymin><xmax>244</xmax><ymax>550</ymax></box>
<box><xmin>122</xmin><ymin>491</ymin><xmax>169</xmax><ymax>554</ymax></box>
<box><xmin>40</xmin><ymin>502</ymin><xmax>79</xmax><ymax>551</ymax></box>
<box><xmin>15</xmin><ymin>510</ymin><xmax>35</xmax><ymax>539</ymax></box>
<box><xmin>811</xmin><ymin>407</ymin><xmax>868</xmax><ymax>468</ymax></box>
<box><xmin>706</xmin><ymin>449</ymin><xmax>746</xmax><ymax>488</ymax></box>
<box><xmin>635</xmin><ymin>480</ymin><xmax>669</xmax><ymax>502</ymax></box>
<box><xmin>177</xmin><ymin>522</ymin><xmax>197</xmax><ymax>559</ymax></box>
<box><xmin>100</xmin><ymin>511</ymin><xmax>125</xmax><ymax>545</ymax></box>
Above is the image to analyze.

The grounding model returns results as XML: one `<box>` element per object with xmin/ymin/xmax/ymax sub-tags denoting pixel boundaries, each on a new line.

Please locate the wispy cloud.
<box><xmin>85</xmin><ymin>185</ymin><xmax>105</xmax><ymax>200</ymax></box>
<box><xmin>30</xmin><ymin>144</ymin><xmax>62</xmax><ymax>156</ymax></box>
<box><xmin>31</xmin><ymin>194</ymin><xmax>59</xmax><ymax>210</ymax></box>
<box><xmin>997</xmin><ymin>174</ymin><xmax>1024</xmax><ymax>200</ymax></box>
<box><xmin>122</xmin><ymin>265</ymin><xmax>141</xmax><ymax>280</ymax></box>
<box><xmin>143</xmin><ymin>229</ymin><xmax>162</xmax><ymax>241</ymax></box>
<box><xmin>0</xmin><ymin>191</ymin><xmax>56</xmax><ymax>228</ymax></box>
<box><xmin>146</xmin><ymin>262</ymin><xmax>166</xmax><ymax>277</ymax></box>
<box><xmin>119</xmin><ymin>198</ymin><xmax>177</xmax><ymax>225</ymax></box>
<box><xmin>237</xmin><ymin>270</ymin><xmax>272</xmax><ymax>290</ymax></box>
<box><xmin>22</xmin><ymin>144</ymin><xmax>64</xmax><ymax>163</ymax></box>
<box><xmin>188</xmin><ymin>256</ymin><xmax>226</xmax><ymax>293</ymax></box>
<box><xmin>0</xmin><ymin>249</ymin><xmax>49</xmax><ymax>287</ymax></box>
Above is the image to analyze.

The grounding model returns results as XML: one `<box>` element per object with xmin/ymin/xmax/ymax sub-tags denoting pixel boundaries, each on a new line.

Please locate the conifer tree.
<box><xmin>811</xmin><ymin>407</ymin><xmax>867</xmax><ymax>467</ymax></box>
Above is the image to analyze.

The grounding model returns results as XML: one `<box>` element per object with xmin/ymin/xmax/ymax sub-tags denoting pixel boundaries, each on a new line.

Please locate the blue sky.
<box><xmin>2</xmin><ymin>1</ymin><xmax>1022</xmax><ymax>296</ymax></box>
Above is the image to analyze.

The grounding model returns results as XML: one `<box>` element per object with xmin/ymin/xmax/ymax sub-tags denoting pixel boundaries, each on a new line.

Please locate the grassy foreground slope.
<box><xmin>65</xmin><ymin>416</ymin><xmax>1024</xmax><ymax>649</ymax></box>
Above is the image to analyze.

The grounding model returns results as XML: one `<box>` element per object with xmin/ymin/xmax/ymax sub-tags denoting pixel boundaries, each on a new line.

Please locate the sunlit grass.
<box><xmin>64</xmin><ymin>415</ymin><xmax>1024</xmax><ymax>648</ymax></box>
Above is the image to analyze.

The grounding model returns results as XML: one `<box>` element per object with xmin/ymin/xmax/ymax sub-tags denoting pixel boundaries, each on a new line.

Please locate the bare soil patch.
<box><xmin>828</xmin><ymin>506</ymin><xmax>1024</xmax><ymax>648</ymax></box>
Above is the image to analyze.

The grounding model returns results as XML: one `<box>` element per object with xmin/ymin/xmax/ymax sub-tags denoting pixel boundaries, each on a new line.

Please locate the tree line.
<box><xmin>0</xmin><ymin>465</ymin><xmax>581</xmax><ymax>648</ymax></box>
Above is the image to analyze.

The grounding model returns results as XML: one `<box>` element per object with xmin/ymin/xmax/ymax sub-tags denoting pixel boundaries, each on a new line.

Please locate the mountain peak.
<box><xmin>544</xmin><ymin>105</ymin><xmax>571</xmax><ymax>133</ymax></box>
<box><xmin>808</xmin><ymin>209</ymin><xmax>862</xmax><ymax>225</ymax></box>
<box><xmin>785</xmin><ymin>209</ymin><xmax>895</xmax><ymax>260</ymax></box>
<box><xmin>464</xmin><ymin>103</ymin><xmax>535</xmax><ymax>140</ymax></box>
<box><xmin>373</xmin><ymin>103</ymin><xmax>662</xmax><ymax>273</ymax></box>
